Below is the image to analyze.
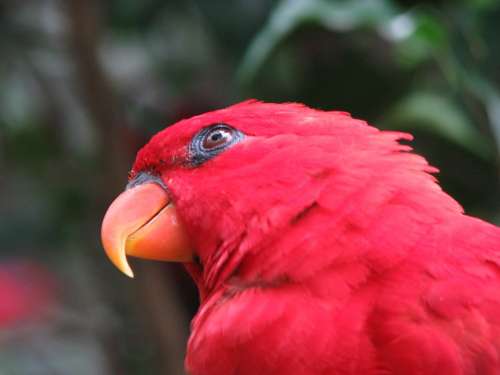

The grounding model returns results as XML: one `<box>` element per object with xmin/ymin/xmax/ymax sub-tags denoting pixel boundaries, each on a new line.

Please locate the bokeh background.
<box><xmin>1</xmin><ymin>0</ymin><xmax>499</xmax><ymax>374</ymax></box>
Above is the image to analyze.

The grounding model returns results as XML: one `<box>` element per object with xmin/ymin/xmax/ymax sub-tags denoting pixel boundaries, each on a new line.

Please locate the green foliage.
<box><xmin>238</xmin><ymin>0</ymin><xmax>500</xmax><ymax>165</ymax></box>
<box><xmin>237</xmin><ymin>0</ymin><xmax>397</xmax><ymax>83</ymax></box>
<box><xmin>382</xmin><ymin>91</ymin><xmax>492</xmax><ymax>159</ymax></box>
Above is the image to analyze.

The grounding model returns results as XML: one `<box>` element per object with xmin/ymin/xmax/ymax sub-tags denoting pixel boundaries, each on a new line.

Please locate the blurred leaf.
<box><xmin>237</xmin><ymin>0</ymin><xmax>397</xmax><ymax>83</ymax></box>
<box><xmin>463</xmin><ymin>0</ymin><xmax>500</xmax><ymax>11</ymax></box>
<box><xmin>463</xmin><ymin>72</ymin><xmax>500</xmax><ymax>151</ymax></box>
<box><xmin>383</xmin><ymin>91</ymin><xmax>493</xmax><ymax>160</ymax></box>
<box><xmin>391</xmin><ymin>12</ymin><xmax>449</xmax><ymax>68</ymax></box>
<box><xmin>0</xmin><ymin>71</ymin><xmax>43</xmax><ymax>130</ymax></box>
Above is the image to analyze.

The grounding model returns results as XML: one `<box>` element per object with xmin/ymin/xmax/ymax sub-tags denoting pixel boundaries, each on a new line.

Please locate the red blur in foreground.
<box><xmin>0</xmin><ymin>260</ymin><xmax>58</xmax><ymax>328</ymax></box>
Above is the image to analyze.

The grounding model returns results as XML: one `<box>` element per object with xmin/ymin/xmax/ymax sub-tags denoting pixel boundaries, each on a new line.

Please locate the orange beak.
<box><xmin>101</xmin><ymin>183</ymin><xmax>193</xmax><ymax>277</ymax></box>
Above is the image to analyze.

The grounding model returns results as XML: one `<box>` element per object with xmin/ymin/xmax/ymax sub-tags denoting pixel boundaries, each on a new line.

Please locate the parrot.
<box><xmin>101</xmin><ymin>100</ymin><xmax>500</xmax><ymax>375</ymax></box>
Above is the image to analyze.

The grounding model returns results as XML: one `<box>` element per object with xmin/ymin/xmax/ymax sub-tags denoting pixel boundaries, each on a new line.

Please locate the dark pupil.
<box><xmin>203</xmin><ymin>129</ymin><xmax>232</xmax><ymax>149</ymax></box>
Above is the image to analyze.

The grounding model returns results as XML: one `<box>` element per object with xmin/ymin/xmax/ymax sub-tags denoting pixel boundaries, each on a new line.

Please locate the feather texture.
<box><xmin>132</xmin><ymin>101</ymin><xmax>500</xmax><ymax>375</ymax></box>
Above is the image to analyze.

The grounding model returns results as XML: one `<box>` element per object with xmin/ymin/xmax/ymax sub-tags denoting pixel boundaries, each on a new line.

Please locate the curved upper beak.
<box><xmin>101</xmin><ymin>182</ymin><xmax>193</xmax><ymax>277</ymax></box>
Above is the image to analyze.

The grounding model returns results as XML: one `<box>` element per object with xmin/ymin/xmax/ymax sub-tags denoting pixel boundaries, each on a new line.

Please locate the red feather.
<box><xmin>133</xmin><ymin>101</ymin><xmax>500</xmax><ymax>375</ymax></box>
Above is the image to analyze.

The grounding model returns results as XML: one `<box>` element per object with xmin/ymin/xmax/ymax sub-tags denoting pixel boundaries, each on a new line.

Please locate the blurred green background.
<box><xmin>1</xmin><ymin>0</ymin><xmax>499</xmax><ymax>374</ymax></box>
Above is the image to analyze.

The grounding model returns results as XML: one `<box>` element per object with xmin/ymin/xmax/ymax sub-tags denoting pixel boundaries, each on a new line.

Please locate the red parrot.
<box><xmin>101</xmin><ymin>100</ymin><xmax>500</xmax><ymax>375</ymax></box>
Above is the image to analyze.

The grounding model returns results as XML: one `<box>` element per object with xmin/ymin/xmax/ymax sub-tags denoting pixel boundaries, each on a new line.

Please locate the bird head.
<box><xmin>101</xmin><ymin>100</ymin><xmax>456</xmax><ymax>299</ymax></box>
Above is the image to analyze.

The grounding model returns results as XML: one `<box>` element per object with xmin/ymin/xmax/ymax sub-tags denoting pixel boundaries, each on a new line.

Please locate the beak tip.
<box><xmin>119</xmin><ymin>262</ymin><xmax>135</xmax><ymax>278</ymax></box>
<box><xmin>124</xmin><ymin>271</ymin><xmax>135</xmax><ymax>278</ymax></box>
<box><xmin>108</xmin><ymin>254</ymin><xmax>135</xmax><ymax>278</ymax></box>
<box><xmin>109</xmin><ymin>249</ymin><xmax>135</xmax><ymax>278</ymax></box>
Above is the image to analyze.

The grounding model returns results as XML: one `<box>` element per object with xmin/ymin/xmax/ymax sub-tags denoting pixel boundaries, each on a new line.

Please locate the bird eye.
<box><xmin>201</xmin><ymin>126</ymin><xmax>235</xmax><ymax>151</ymax></box>
<box><xmin>189</xmin><ymin>124</ymin><xmax>244</xmax><ymax>166</ymax></box>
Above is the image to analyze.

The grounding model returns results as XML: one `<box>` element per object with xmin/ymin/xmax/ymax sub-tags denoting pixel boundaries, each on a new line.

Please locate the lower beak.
<box><xmin>101</xmin><ymin>183</ymin><xmax>193</xmax><ymax>277</ymax></box>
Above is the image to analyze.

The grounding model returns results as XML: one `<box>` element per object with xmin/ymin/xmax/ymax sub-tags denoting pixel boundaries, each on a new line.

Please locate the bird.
<box><xmin>101</xmin><ymin>100</ymin><xmax>500</xmax><ymax>375</ymax></box>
